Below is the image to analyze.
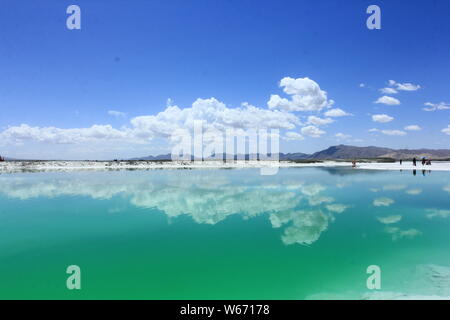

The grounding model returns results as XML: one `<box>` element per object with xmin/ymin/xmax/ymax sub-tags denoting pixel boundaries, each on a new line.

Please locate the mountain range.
<box><xmin>131</xmin><ymin>145</ymin><xmax>450</xmax><ymax>161</ymax></box>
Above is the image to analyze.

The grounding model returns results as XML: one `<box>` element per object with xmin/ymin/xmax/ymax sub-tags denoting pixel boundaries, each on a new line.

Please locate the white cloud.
<box><xmin>0</xmin><ymin>75</ymin><xmax>351</xmax><ymax>159</ymax></box>
<box><xmin>108</xmin><ymin>110</ymin><xmax>127</xmax><ymax>118</ymax></box>
<box><xmin>382</xmin><ymin>130</ymin><xmax>407</xmax><ymax>136</ymax></box>
<box><xmin>380</xmin><ymin>87</ymin><xmax>398</xmax><ymax>94</ymax></box>
<box><xmin>307</xmin><ymin>116</ymin><xmax>334</xmax><ymax>126</ymax></box>
<box><xmin>375</xmin><ymin>96</ymin><xmax>401</xmax><ymax>106</ymax></box>
<box><xmin>0</xmin><ymin>98</ymin><xmax>300</xmax><ymax>149</ymax></box>
<box><xmin>301</xmin><ymin>125</ymin><xmax>326</xmax><ymax>138</ymax></box>
<box><xmin>372</xmin><ymin>114</ymin><xmax>394</xmax><ymax>123</ymax></box>
<box><xmin>359</xmin><ymin>83</ymin><xmax>365</xmax><ymax>88</ymax></box>
<box><xmin>423</xmin><ymin>102</ymin><xmax>450</xmax><ymax>112</ymax></box>
<box><xmin>324</xmin><ymin>108</ymin><xmax>352</xmax><ymax>117</ymax></box>
<box><xmin>284</xmin><ymin>131</ymin><xmax>304</xmax><ymax>141</ymax></box>
<box><xmin>267</xmin><ymin>77</ymin><xmax>334</xmax><ymax>112</ymax></box>
<box><xmin>389</xmin><ymin>80</ymin><xmax>421</xmax><ymax>91</ymax></box>
<box><xmin>335</xmin><ymin>133</ymin><xmax>351</xmax><ymax>140</ymax></box>
<box><xmin>373</xmin><ymin>197</ymin><xmax>395</xmax><ymax>207</ymax></box>
<box><xmin>388</xmin><ymin>80</ymin><xmax>421</xmax><ymax>91</ymax></box>
<box><xmin>368</xmin><ymin>128</ymin><xmax>379</xmax><ymax>132</ymax></box>
<box><xmin>404</xmin><ymin>125</ymin><xmax>421</xmax><ymax>131</ymax></box>
<box><xmin>441</xmin><ymin>125</ymin><xmax>450</xmax><ymax>135</ymax></box>
<box><xmin>0</xmin><ymin>124</ymin><xmax>130</xmax><ymax>145</ymax></box>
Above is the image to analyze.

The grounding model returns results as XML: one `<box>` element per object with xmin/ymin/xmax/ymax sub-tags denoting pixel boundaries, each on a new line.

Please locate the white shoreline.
<box><xmin>1</xmin><ymin>160</ymin><xmax>450</xmax><ymax>173</ymax></box>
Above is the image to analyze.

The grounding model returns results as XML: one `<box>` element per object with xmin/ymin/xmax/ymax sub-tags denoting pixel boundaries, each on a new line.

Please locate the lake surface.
<box><xmin>0</xmin><ymin>167</ymin><xmax>449</xmax><ymax>299</ymax></box>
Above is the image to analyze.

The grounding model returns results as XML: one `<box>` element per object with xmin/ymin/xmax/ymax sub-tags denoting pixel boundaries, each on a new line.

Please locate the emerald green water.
<box><xmin>0</xmin><ymin>167</ymin><xmax>449</xmax><ymax>299</ymax></box>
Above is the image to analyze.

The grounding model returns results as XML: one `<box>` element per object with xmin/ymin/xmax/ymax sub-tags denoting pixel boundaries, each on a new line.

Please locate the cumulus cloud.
<box><xmin>0</xmin><ymin>98</ymin><xmax>300</xmax><ymax>147</ymax></box>
<box><xmin>324</xmin><ymin>108</ymin><xmax>352</xmax><ymax>117</ymax></box>
<box><xmin>375</xmin><ymin>96</ymin><xmax>401</xmax><ymax>106</ymax></box>
<box><xmin>372</xmin><ymin>114</ymin><xmax>394</xmax><ymax>123</ymax></box>
<box><xmin>382</xmin><ymin>130</ymin><xmax>407</xmax><ymax>136</ymax></box>
<box><xmin>335</xmin><ymin>133</ymin><xmax>351</xmax><ymax>140</ymax></box>
<box><xmin>368</xmin><ymin>128</ymin><xmax>379</xmax><ymax>132</ymax></box>
<box><xmin>423</xmin><ymin>102</ymin><xmax>450</xmax><ymax>112</ymax></box>
<box><xmin>267</xmin><ymin>77</ymin><xmax>334</xmax><ymax>112</ymax></box>
<box><xmin>388</xmin><ymin>80</ymin><xmax>421</xmax><ymax>91</ymax></box>
<box><xmin>0</xmin><ymin>77</ymin><xmax>350</xmax><ymax>157</ymax></box>
<box><xmin>380</xmin><ymin>87</ymin><xmax>398</xmax><ymax>94</ymax></box>
<box><xmin>307</xmin><ymin>116</ymin><xmax>334</xmax><ymax>126</ymax></box>
<box><xmin>108</xmin><ymin>110</ymin><xmax>127</xmax><ymax>118</ymax></box>
<box><xmin>301</xmin><ymin>125</ymin><xmax>326</xmax><ymax>138</ymax></box>
<box><xmin>404</xmin><ymin>125</ymin><xmax>422</xmax><ymax>131</ymax></box>
<box><xmin>442</xmin><ymin>125</ymin><xmax>450</xmax><ymax>135</ymax></box>
<box><xmin>0</xmin><ymin>124</ymin><xmax>130</xmax><ymax>145</ymax></box>
<box><xmin>284</xmin><ymin>132</ymin><xmax>304</xmax><ymax>141</ymax></box>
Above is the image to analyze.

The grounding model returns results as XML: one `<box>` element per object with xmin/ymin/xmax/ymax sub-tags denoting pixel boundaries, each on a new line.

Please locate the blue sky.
<box><xmin>1</xmin><ymin>0</ymin><xmax>450</xmax><ymax>159</ymax></box>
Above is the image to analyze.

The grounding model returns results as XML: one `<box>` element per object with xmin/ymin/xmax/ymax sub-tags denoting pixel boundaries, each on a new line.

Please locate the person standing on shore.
<box><xmin>413</xmin><ymin>157</ymin><xmax>417</xmax><ymax>166</ymax></box>
<box><xmin>399</xmin><ymin>159</ymin><xmax>403</xmax><ymax>165</ymax></box>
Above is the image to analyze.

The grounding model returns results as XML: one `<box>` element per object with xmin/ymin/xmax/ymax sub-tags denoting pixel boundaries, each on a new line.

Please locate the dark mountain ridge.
<box><xmin>130</xmin><ymin>145</ymin><xmax>450</xmax><ymax>161</ymax></box>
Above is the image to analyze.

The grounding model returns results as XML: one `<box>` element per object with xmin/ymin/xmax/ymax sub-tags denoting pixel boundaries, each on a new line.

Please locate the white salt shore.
<box><xmin>357</xmin><ymin>161</ymin><xmax>450</xmax><ymax>171</ymax></box>
<box><xmin>1</xmin><ymin>160</ymin><xmax>450</xmax><ymax>173</ymax></box>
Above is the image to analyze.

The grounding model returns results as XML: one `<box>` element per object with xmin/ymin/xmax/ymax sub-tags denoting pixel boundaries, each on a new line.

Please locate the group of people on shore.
<box><xmin>0</xmin><ymin>155</ymin><xmax>5</xmax><ymax>162</ymax></box>
<box><xmin>399</xmin><ymin>157</ymin><xmax>432</xmax><ymax>166</ymax></box>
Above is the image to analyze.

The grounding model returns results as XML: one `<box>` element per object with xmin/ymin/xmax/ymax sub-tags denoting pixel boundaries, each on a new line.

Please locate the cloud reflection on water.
<box><xmin>0</xmin><ymin>168</ymin><xmax>447</xmax><ymax>245</ymax></box>
<box><xmin>0</xmin><ymin>171</ymin><xmax>354</xmax><ymax>245</ymax></box>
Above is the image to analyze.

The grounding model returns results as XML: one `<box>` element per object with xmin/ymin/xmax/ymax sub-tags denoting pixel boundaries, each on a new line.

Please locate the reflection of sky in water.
<box><xmin>1</xmin><ymin>169</ymin><xmax>345</xmax><ymax>245</ymax></box>
<box><xmin>0</xmin><ymin>167</ymin><xmax>449</xmax><ymax>299</ymax></box>
<box><xmin>0</xmin><ymin>168</ymin><xmax>449</xmax><ymax>246</ymax></box>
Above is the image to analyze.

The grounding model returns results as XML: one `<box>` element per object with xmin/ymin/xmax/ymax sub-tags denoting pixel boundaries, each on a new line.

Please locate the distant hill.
<box><xmin>131</xmin><ymin>145</ymin><xmax>450</xmax><ymax>161</ymax></box>
<box><xmin>129</xmin><ymin>153</ymin><xmax>172</xmax><ymax>161</ymax></box>
<box><xmin>309</xmin><ymin>145</ymin><xmax>450</xmax><ymax>160</ymax></box>
<box><xmin>279</xmin><ymin>152</ymin><xmax>310</xmax><ymax>160</ymax></box>
<box><xmin>309</xmin><ymin>145</ymin><xmax>392</xmax><ymax>159</ymax></box>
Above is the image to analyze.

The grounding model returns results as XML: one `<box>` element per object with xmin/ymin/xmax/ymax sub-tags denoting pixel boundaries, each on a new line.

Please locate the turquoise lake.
<box><xmin>0</xmin><ymin>167</ymin><xmax>449</xmax><ymax>299</ymax></box>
